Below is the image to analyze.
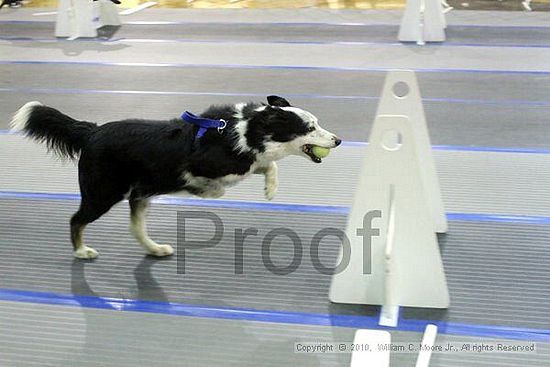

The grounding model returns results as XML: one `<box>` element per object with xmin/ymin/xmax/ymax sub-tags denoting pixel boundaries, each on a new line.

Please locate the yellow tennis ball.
<box><xmin>312</xmin><ymin>146</ymin><xmax>330</xmax><ymax>159</ymax></box>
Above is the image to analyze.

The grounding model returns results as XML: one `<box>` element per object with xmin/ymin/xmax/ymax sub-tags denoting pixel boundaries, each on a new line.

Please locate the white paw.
<box><xmin>147</xmin><ymin>244</ymin><xmax>174</xmax><ymax>257</ymax></box>
<box><xmin>264</xmin><ymin>181</ymin><xmax>278</xmax><ymax>201</ymax></box>
<box><xmin>74</xmin><ymin>246</ymin><xmax>99</xmax><ymax>259</ymax></box>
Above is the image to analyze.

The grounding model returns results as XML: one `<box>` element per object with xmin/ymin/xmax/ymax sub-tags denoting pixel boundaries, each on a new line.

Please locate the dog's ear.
<box><xmin>267</xmin><ymin>95</ymin><xmax>291</xmax><ymax>107</ymax></box>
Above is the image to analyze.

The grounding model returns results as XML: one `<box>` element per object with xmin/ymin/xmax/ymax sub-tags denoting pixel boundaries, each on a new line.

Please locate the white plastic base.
<box><xmin>350</xmin><ymin>330</ymin><xmax>391</xmax><ymax>367</ymax></box>
<box><xmin>379</xmin><ymin>305</ymin><xmax>400</xmax><ymax>327</ymax></box>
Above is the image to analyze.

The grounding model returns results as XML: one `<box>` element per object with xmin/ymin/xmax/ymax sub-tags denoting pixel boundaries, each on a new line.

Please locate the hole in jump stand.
<box><xmin>381</xmin><ymin>130</ymin><xmax>403</xmax><ymax>151</ymax></box>
<box><xmin>392</xmin><ymin>81</ymin><xmax>410</xmax><ymax>98</ymax></box>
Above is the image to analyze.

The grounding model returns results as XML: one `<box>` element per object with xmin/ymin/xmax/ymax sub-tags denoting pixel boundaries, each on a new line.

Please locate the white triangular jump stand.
<box><xmin>398</xmin><ymin>0</ymin><xmax>446</xmax><ymax>44</ymax></box>
<box><xmin>329</xmin><ymin>70</ymin><xmax>449</xmax><ymax>311</ymax></box>
<box><xmin>55</xmin><ymin>0</ymin><xmax>121</xmax><ymax>39</ymax></box>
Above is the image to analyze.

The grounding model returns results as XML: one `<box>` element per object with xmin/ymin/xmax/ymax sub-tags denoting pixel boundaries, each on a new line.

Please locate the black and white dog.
<box><xmin>10</xmin><ymin>96</ymin><xmax>341</xmax><ymax>259</ymax></box>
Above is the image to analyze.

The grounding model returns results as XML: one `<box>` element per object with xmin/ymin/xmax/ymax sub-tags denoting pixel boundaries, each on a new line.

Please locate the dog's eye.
<box><xmin>307</xmin><ymin>126</ymin><xmax>315</xmax><ymax>132</ymax></box>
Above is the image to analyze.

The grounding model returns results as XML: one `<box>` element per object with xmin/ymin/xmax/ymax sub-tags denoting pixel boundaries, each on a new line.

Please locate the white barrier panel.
<box><xmin>329</xmin><ymin>71</ymin><xmax>449</xmax><ymax>309</ymax></box>
<box><xmin>55</xmin><ymin>0</ymin><xmax>120</xmax><ymax>39</ymax></box>
<box><xmin>55</xmin><ymin>0</ymin><xmax>97</xmax><ymax>39</ymax></box>
<box><xmin>376</xmin><ymin>71</ymin><xmax>447</xmax><ymax>234</ymax></box>
<box><xmin>399</xmin><ymin>0</ymin><xmax>446</xmax><ymax>44</ymax></box>
<box><xmin>97</xmin><ymin>0</ymin><xmax>121</xmax><ymax>28</ymax></box>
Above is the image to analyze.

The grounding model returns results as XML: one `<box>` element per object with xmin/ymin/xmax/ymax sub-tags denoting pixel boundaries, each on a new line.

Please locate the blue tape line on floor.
<box><xmin>0</xmin><ymin>288</ymin><xmax>549</xmax><ymax>342</ymax></box>
<box><xmin>2</xmin><ymin>60</ymin><xmax>550</xmax><ymax>76</ymax></box>
<box><xmin>1</xmin><ymin>190</ymin><xmax>550</xmax><ymax>225</ymax></box>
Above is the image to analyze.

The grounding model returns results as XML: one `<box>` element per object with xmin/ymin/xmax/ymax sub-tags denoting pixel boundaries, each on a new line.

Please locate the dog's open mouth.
<box><xmin>302</xmin><ymin>144</ymin><xmax>322</xmax><ymax>163</ymax></box>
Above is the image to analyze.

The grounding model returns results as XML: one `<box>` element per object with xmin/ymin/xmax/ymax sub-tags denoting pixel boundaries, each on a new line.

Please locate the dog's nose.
<box><xmin>334</xmin><ymin>137</ymin><xmax>342</xmax><ymax>146</ymax></box>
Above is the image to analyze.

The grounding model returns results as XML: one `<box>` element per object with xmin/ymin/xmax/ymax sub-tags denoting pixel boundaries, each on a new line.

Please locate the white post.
<box><xmin>415</xmin><ymin>324</ymin><xmax>438</xmax><ymax>367</ymax></box>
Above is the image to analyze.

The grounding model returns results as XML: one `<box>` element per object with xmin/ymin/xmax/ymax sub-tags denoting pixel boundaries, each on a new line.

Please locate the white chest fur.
<box><xmin>181</xmin><ymin>162</ymin><xmax>261</xmax><ymax>198</ymax></box>
<box><xmin>220</xmin><ymin>161</ymin><xmax>259</xmax><ymax>186</ymax></box>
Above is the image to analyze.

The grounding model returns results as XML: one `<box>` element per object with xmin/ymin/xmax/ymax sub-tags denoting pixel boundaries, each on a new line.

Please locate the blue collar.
<box><xmin>181</xmin><ymin>111</ymin><xmax>227</xmax><ymax>139</ymax></box>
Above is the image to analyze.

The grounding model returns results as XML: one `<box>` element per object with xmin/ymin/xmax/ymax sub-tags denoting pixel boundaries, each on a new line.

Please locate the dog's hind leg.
<box><xmin>129</xmin><ymin>198</ymin><xmax>174</xmax><ymax>257</ymax></box>
<box><xmin>71</xmin><ymin>198</ymin><xmax>119</xmax><ymax>259</ymax></box>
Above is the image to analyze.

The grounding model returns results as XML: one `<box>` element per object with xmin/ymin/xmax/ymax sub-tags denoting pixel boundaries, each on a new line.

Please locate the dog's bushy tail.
<box><xmin>10</xmin><ymin>101</ymin><xmax>98</xmax><ymax>159</ymax></box>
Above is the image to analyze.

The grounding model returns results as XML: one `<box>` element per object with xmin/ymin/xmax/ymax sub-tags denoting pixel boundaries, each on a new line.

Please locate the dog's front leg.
<box><xmin>129</xmin><ymin>198</ymin><xmax>174</xmax><ymax>257</ymax></box>
<box><xmin>256</xmin><ymin>162</ymin><xmax>278</xmax><ymax>200</ymax></box>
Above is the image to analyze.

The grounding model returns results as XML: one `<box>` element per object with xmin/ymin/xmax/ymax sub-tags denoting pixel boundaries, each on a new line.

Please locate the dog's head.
<box><xmin>247</xmin><ymin>96</ymin><xmax>341</xmax><ymax>163</ymax></box>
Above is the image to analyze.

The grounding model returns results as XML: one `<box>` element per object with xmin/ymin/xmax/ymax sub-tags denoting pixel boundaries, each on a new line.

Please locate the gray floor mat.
<box><xmin>2</xmin><ymin>300</ymin><xmax>548</xmax><ymax>367</ymax></box>
<box><xmin>2</xmin><ymin>136</ymin><xmax>550</xmax><ymax>217</ymax></box>
<box><xmin>2</xmin><ymin>66</ymin><xmax>550</xmax><ymax>148</ymax></box>
<box><xmin>3</xmin><ymin>22</ymin><xmax>550</xmax><ymax>47</ymax></box>
<box><xmin>2</xmin><ymin>64</ymin><xmax>550</xmax><ymax>103</ymax></box>
<box><xmin>2</xmin><ymin>92</ymin><xmax>550</xmax><ymax>148</ymax></box>
<box><xmin>1</xmin><ymin>197</ymin><xmax>550</xmax><ymax>330</ymax></box>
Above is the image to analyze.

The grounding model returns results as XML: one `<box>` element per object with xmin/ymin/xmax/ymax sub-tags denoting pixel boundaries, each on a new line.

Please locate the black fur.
<box><xmin>0</xmin><ymin>0</ymin><xmax>21</xmax><ymax>8</ymax></box>
<box><xmin>267</xmin><ymin>95</ymin><xmax>291</xmax><ymax>107</ymax></box>
<box><xmin>24</xmin><ymin>105</ymin><xmax>97</xmax><ymax>159</ymax></box>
